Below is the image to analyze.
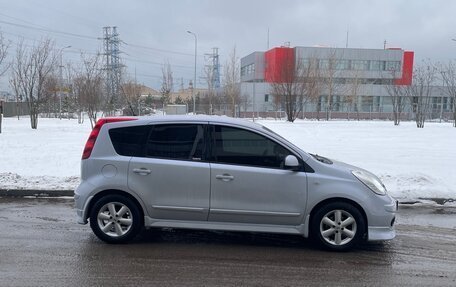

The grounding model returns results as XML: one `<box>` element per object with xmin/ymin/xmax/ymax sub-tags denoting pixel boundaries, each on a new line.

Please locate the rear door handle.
<box><xmin>133</xmin><ymin>168</ymin><xmax>151</xmax><ymax>175</ymax></box>
<box><xmin>215</xmin><ymin>174</ymin><xmax>234</xmax><ymax>182</ymax></box>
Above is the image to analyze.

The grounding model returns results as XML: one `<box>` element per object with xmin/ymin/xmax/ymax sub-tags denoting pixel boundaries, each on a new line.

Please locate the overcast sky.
<box><xmin>1</xmin><ymin>0</ymin><xmax>455</xmax><ymax>91</ymax></box>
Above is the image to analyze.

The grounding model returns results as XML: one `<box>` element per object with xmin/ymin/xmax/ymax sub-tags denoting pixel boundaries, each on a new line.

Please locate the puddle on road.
<box><xmin>397</xmin><ymin>205</ymin><xmax>456</xmax><ymax>229</ymax></box>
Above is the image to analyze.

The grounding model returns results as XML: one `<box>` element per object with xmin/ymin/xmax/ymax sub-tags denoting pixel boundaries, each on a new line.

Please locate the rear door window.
<box><xmin>146</xmin><ymin>124</ymin><xmax>206</xmax><ymax>161</ymax></box>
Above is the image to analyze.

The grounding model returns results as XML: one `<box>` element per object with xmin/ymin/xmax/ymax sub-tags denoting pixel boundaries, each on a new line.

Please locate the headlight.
<box><xmin>352</xmin><ymin>170</ymin><xmax>387</xmax><ymax>195</ymax></box>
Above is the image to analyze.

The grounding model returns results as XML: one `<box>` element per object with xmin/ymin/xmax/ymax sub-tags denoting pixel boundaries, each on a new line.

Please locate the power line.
<box><xmin>123</xmin><ymin>42</ymin><xmax>195</xmax><ymax>57</ymax></box>
<box><xmin>0</xmin><ymin>16</ymin><xmax>202</xmax><ymax>59</ymax></box>
<box><xmin>0</xmin><ymin>19</ymin><xmax>98</xmax><ymax>40</ymax></box>
<box><xmin>123</xmin><ymin>56</ymin><xmax>196</xmax><ymax>70</ymax></box>
<box><xmin>6</xmin><ymin>36</ymin><xmax>98</xmax><ymax>58</ymax></box>
<box><xmin>0</xmin><ymin>12</ymin><xmax>61</xmax><ymax>32</ymax></box>
<box><xmin>0</xmin><ymin>16</ymin><xmax>213</xmax><ymax>88</ymax></box>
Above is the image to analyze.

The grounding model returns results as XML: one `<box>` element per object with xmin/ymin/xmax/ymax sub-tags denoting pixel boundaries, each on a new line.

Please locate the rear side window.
<box><xmin>109</xmin><ymin>125</ymin><xmax>151</xmax><ymax>157</ymax></box>
<box><xmin>146</xmin><ymin>124</ymin><xmax>205</xmax><ymax>161</ymax></box>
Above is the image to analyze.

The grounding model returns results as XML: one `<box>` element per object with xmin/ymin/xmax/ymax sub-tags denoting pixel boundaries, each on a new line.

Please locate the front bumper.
<box><xmin>367</xmin><ymin>197</ymin><xmax>398</xmax><ymax>241</ymax></box>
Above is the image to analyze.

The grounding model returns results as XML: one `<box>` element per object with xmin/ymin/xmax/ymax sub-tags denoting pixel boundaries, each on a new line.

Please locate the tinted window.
<box><xmin>147</xmin><ymin>124</ymin><xmax>205</xmax><ymax>161</ymax></box>
<box><xmin>109</xmin><ymin>125</ymin><xmax>150</xmax><ymax>157</ymax></box>
<box><xmin>213</xmin><ymin>125</ymin><xmax>291</xmax><ymax>169</ymax></box>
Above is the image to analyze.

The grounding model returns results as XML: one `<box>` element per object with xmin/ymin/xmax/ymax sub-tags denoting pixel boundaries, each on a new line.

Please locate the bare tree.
<box><xmin>270</xmin><ymin>54</ymin><xmax>320</xmax><ymax>122</ymax></box>
<box><xmin>11</xmin><ymin>39</ymin><xmax>57</xmax><ymax>129</ymax></box>
<box><xmin>121</xmin><ymin>80</ymin><xmax>142</xmax><ymax>116</ymax></box>
<box><xmin>223</xmin><ymin>47</ymin><xmax>241</xmax><ymax>117</ymax></box>
<box><xmin>64</xmin><ymin>62</ymin><xmax>76</xmax><ymax>120</ymax></box>
<box><xmin>9</xmin><ymin>77</ymin><xmax>22</xmax><ymax>120</ymax></box>
<box><xmin>343</xmin><ymin>70</ymin><xmax>362</xmax><ymax>121</ymax></box>
<box><xmin>239</xmin><ymin>93</ymin><xmax>251</xmax><ymax>116</ymax></box>
<box><xmin>302</xmin><ymin>58</ymin><xmax>322</xmax><ymax>118</ymax></box>
<box><xmin>42</xmin><ymin>73</ymin><xmax>59</xmax><ymax>117</ymax></box>
<box><xmin>0</xmin><ymin>31</ymin><xmax>10</xmax><ymax>77</ymax></box>
<box><xmin>321</xmin><ymin>49</ymin><xmax>345</xmax><ymax>120</ymax></box>
<box><xmin>406</xmin><ymin>62</ymin><xmax>436</xmax><ymax>128</ymax></box>
<box><xmin>160</xmin><ymin>62</ymin><xmax>173</xmax><ymax>112</ymax></box>
<box><xmin>0</xmin><ymin>31</ymin><xmax>10</xmax><ymax>133</ymax></box>
<box><xmin>384</xmin><ymin>70</ymin><xmax>407</xmax><ymax>125</ymax></box>
<box><xmin>439</xmin><ymin>61</ymin><xmax>456</xmax><ymax>127</ymax></box>
<box><xmin>72</xmin><ymin>53</ymin><xmax>105</xmax><ymax>128</ymax></box>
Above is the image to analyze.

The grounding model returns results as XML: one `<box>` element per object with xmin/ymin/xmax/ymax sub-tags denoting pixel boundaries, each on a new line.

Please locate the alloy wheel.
<box><xmin>97</xmin><ymin>202</ymin><xmax>133</xmax><ymax>237</ymax></box>
<box><xmin>319</xmin><ymin>209</ymin><xmax>357</xmax><ymax>246</ymax></box>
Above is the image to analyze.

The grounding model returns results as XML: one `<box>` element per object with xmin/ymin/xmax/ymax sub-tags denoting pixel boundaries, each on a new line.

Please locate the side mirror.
<box><xmin>284</xmin><ymin>155</ymin><xmax>300</xmax><ymax>171</ymax></box>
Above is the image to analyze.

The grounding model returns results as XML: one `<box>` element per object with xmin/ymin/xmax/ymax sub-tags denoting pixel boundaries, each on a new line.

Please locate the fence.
<box><xmin>0</xmin><ymin>102</ymin><xmax>30</xmax><ymax>117</ymax></box>
<box><xmin>1</xmin><ymin>100</ymin><xmax>453</xmax><ymax>123</ymax></box>
<box><xmin>193</xmin><ymin>103</ymin><xmax>454</xmax><ymax>122</ymax></box>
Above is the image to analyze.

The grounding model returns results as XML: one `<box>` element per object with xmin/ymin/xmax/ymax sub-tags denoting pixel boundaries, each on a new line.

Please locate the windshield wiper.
<box><xmin>310</xmin><ymin>153</ymin><xmax>333</xmax><ymax>164</ymax></box>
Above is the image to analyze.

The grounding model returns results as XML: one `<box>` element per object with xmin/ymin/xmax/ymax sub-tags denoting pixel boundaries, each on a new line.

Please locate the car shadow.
<box><xmin>130</xmin><ymin>227</ymin><xmax>392</xmax><ymax>253</ymax></box>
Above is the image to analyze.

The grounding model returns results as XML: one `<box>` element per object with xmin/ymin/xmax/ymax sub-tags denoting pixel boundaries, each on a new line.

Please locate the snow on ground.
<box><xmin>0</xmin><ymin>117</ymin><xmax>91</xmax><ymax>190</ymax></box>
<box><xmin>258</xmin><ymin>119</ymin><xmax>456</xmax><ymax>203</ymax></box>
<box><xmin>0</xmin><ymin>116</ymin><xmax>455</xmax><ymax>203</ymax></box>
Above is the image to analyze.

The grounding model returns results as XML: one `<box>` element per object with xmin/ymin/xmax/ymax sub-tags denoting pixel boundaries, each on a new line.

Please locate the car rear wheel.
<box><xmin>311</xmin><ymin>202</ymin><xmax>365</xmax><ymax>251</ymax></box>
<box><xmin>89</xmin><ymin>194</ymin><xmax>142</xmax><ymax>243</ymax></box>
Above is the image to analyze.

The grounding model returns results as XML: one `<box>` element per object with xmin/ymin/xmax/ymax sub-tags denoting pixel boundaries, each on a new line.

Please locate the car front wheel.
<box><xmin>311</xmin><ymin>202</ymin><xmax>366</xmax><ymax>251</ymax></box>
<box><xmin>89</xmin><ymin>194</ymin><xmax>142</xmax><ymax>243</ymax></box>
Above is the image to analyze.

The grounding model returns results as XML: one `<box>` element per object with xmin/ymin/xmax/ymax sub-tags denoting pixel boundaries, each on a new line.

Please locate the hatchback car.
<box><xmin>74</xmin><ymin>116</ymin><xmax>397</xmax><ymax>251</ymax></box>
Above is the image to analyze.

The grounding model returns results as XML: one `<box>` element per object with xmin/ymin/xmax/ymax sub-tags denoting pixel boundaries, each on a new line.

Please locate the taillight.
<box><xmin>82</xmin><ymin>117</ymin><xmax>137</xmax><ymax>160</ymax></box>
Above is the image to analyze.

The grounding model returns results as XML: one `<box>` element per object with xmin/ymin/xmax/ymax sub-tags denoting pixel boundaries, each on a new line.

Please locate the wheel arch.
<box><xmin>85</xmin><ymin>189</ymin><xmax>145</xmax><ymax>224</ymax></box>
<box><xmin>308</xmin><ymin>197</ymin><xmax>368</xmax><ymax>238</ymax></box>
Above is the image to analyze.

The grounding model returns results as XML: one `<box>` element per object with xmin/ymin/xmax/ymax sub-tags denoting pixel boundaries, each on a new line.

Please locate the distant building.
<box><xmin>240</xmin><ymin>46</ymin><xmax>452</xmax><ymax>119</ymax></box>
<box><xmin>136</xmin><ymin>85</ymin><xmax>160</xmax><ymax>100</ymax></box>
<box><xmin>170</xmin><ymin>87</ymin><xmax>208</xmax><ymax>103</ymax></box>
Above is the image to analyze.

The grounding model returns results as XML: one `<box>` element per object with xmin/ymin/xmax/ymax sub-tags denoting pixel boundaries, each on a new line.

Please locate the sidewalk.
<box><xmin>0</xmin><ymin>189</ymin><xmax>74</xmax><ymax>197</ymax></box>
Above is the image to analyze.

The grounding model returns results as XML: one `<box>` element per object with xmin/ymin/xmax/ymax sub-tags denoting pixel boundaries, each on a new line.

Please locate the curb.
<box><xmin>0</xmin><ymin>189</ymin><xmax>74</xmax><ymax>197</ymax></box>
<box><xmin>0</xmin><ymin>190</ymin><xmax>454</xmax><ymax>206</ymax></box>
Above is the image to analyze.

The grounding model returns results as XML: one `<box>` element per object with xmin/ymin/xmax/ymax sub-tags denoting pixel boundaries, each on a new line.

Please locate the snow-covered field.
<box><xmin>0</xmin><ymin>116</ymin><xmax>455</xmax><ymax>203</ymax></box>
<box><xmin>258</xmin><ymin>119</ymin><xmax>456</xmax><ymax>203</ymax></box>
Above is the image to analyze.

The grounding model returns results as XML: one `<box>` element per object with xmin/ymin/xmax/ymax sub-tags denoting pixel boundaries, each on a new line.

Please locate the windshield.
<box><xmin>259</xmin><ymin>125</ymin><xmax>310</xmax><ymax>159</ymax></box>
<box><xmin>261</xmin><ymin>125</ymin><xmax>290</xmax><ymax>142</ymax></box>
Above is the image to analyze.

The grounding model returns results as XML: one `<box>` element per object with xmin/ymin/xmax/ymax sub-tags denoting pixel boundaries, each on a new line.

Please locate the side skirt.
<box><xmin>144</xmin><ymin>216</ymin><xmax>307</xmax><ymax>236</ymax></box>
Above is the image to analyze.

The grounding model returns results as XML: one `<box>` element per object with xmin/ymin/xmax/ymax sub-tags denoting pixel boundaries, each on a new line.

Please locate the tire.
<box><xmin>89</xmin><ymin>194</ymin><xmax>143</xmax><ymax>243</ymax></box>
<box><xmin>311</xmin><ymin>202</ymin><xmax>366</xmax><ymax>251</ymax></box>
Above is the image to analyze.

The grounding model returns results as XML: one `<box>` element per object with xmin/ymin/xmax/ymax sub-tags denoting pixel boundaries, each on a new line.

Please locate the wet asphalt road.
<box><xmin>0</xmin><ymin>198</ymin><xmax>455</xmax><ymax>287</ymax></box>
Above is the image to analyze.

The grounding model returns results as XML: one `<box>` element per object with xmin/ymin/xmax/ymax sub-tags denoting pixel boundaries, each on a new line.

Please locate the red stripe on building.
<box><xmin>264</xmin><ymin>47</ymin><xmax>295</xmax><ymax>83</ymax></box>
<box><xmin>394</xmin><ymin>51</ymin><xmax>414</xmax><ymax>85</ymax></box>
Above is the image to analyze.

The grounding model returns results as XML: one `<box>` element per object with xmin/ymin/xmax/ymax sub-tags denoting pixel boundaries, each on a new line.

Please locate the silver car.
<box><xmin>74</xmin><ymin>116</ymin><xmax>397</xmax><ymax>251</ymax></box>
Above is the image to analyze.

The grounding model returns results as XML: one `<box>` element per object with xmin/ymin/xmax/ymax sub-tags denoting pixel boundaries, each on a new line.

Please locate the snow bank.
<box><xmin>257</xmin><ymin>119</ymin><xmax>456</xmax><ymax>202</ymax></box>
<box><xmin>1</xmin><ymin>117</ymin><xmax>455</xmax><ymax>202</ymax></box>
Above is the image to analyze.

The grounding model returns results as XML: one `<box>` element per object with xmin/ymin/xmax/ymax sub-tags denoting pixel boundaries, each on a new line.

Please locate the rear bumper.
<box><xmin>76</xmin><ymin>208</ymin><xmax>87</xmax><ymax>224</ymax></box>
<box><xmin>74</xmin><ymin>182</ymin><xmax>94</xmax><ymax>225</ymax></box>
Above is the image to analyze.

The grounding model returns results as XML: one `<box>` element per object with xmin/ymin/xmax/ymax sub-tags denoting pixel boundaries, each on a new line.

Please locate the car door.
<box><xmin>208</xmin><ymin>124</ymin><xmax>307</xmax><ymax>226</ymax></box>
<box><xmin>128</xmin><ymin>123</ymin><xmax>210</xmax><ymax>221</ymax></box>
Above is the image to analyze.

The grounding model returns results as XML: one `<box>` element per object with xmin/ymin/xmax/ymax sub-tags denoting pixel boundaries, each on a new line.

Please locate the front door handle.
<box><xmin>133</xmin><ymin>168</ymin><xmax>151</xmax><ymax>175</ymax></box>
<box><xmin>215</xmin><ymin>174</ymin><xmax>234</xmax><ymax>182</ymax></box>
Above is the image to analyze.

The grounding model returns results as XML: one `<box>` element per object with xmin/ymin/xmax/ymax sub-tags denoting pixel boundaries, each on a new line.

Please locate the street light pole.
<box><xmin>187</xmin><ymin>31</ymin><xmax>197</xmax><ymax>114</ymax></box>
<box><xmin>59</xmin><ymin>45</ymin><xmax>71</xmax><ymax>120</ymax></box>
